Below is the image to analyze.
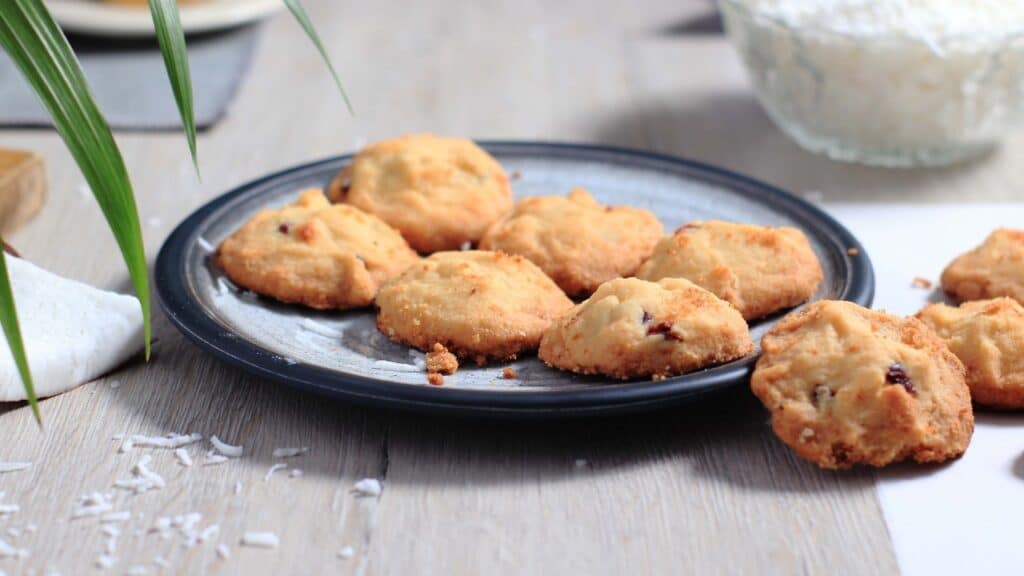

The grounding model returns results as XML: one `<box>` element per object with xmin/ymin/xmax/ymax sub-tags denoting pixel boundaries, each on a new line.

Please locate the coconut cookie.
<box><xmin>217</xmin><ymin>189</ymin><xmax>419</xmax><ymax>310</ymax></box>
<box><xmin>636</xmin><ymin>220</ymin><xmax>823</xmax><ymax>320</ymax></box>
<box><xmin>375</xmin><ymin>251</ymin><xmax>573</xmax><ymax>364</ymax></box>
<box><xmin>751</xmin><ymin>301</ymin><xmax>973</xmax><ymax>469</ymax></box>
<box><xmin>327</xmin><ymin>134</ymin><xmax>512</xmax><ymax>253</ymax></box>
<box><xmin>538</xmin><ymin>277</ymin><xmax>753</xmax><ymax>380</ymax></box>
<box><xmin>916</xmin><ymin>298</ymin><xmax>1024</xmax><ymax>409</ymax></box>
<box><xmin>479</xmin><ymin>188</ymin><xmax>664</xmax><ymax>296</ymax></box>
<box><xmin>941</xmin><ymin>228</ymin><xmax>1024</xmax><ymax>304</ymax></box>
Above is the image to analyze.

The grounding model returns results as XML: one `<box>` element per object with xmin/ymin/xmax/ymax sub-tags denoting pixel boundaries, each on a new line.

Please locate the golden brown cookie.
<box><xmin>327</xmin><ymin>134</ymin><xmax>512</xmax><ymax>253</ymax></box>
<box><xmin>916</xmin><ymin>298</ymin><xmax>1024</xmax><ymax>409</ymax></box>
<box><xmin>478</xmin><ymin>188</ymin><xmax>664</xmax><ymax>296</ymax></box>
<box><xmin>216</xmin><ymin>189</ymin><xmax>419</xmax><ymax>310</ymax></box>
<box><xmin>538</xmin><ymin>277</ymin><xmax>753</xmax><ymax>380</ymax></box>
<box><xmin>636</xmin><ymin>220</ymin><xmax>823</xmax><ymax>320</ymax></box>
<box><xmin>375</xmin><ymin>251</ymin><xmax>573</xmax><ymax>364</ymax></box>
<box><xmin>941</xmin><ymin>228</ymin><xmax>1024</xmax><ymax>304</ymax></box>
<box><xmin>751</xmin><ymin>300</ymin><xmax>973</xmax><ymax>469</ymax></box>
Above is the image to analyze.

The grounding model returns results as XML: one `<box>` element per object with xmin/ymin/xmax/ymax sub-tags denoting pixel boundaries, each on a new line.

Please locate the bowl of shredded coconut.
<box><xmin>720</xmin><ymin>0</ymin><xmax>1024</xmax><ymax>167</ymax></box>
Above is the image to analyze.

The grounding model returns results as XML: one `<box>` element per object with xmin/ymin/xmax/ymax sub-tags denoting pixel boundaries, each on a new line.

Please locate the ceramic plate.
<box><xmin>45</xmin><ymin>0</ymin><xmax>283</xmax><ymax>38</ymax></box>
<box><xmin>156</xmin><ymin>142</ymin><xmax>874</xmax><ymax>417</ymax></box>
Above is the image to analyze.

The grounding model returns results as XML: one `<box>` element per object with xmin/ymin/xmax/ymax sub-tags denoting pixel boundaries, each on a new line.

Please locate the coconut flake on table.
<box><xmin>0</xmin><ymin>462</ymin><xmax>31</xmax><ymax>473</ymax></box>
<box><xmin>72</xmin><ymin>492</ymin><xmax>114</xmax><ymax>519</ymax></box>
<box><xmin>100</xmin><ymin>511</ymin><xmax>132</xmax><ymax>524</ymax></box>
<box><xmin>210</xmin><ymin>436</ymin><xmax>243</xmax><ymax>458</ymax></box>
<box><xmin>337</xmin><ymin>546</ymin><xmax>355</xmax><ymax>559</ymax></box>
<box><xmin>234</xmin><ymin>481</ymin><xmax>243</xmax><ymax>495</ymax></box>
<box><xmin>352</xmin><ymin>478</ymin><xmax>382</xmax><ymax>497</ymax></box>
<box><xmin>263</xmin><ymin>463</ymin><xmax>287</xmax><ymax>482</ymax></box>
<box><xmin>114</xmin><ymin>454</ymin><xmax>166</xmax><ymax>494</ymax></box>
<box><xmin>128</xmin><ymin>433</ymin><xmax>203</xmax><ymax>450</ymax></box>
<box><xmin>289</xmin><ymin>469</ymin><xmax>303</xmax><ymax>478</ymax></box>
<box><xmin>174</xmin><ymin>448</ymin><xmax>193</xmax><ymax>467</ymax></box>
<box><xmin>4</xmin><ymin>528</ymin><xmax>18</xmax><ymax>538</ymax></box>
<box><xmin>0</xmin><ymin>536</ymin><xmax>26</xmax><ymax>559</ymax></box>
<box><xmin>0</xmin><ymin>504</ymin><xmax>18</xmax><ymax>516</ymax></box>
<box><xmin>240</xmin><ymin>532</ymin><xmax>279</xmax><ymax>549</ymax></box>
<box><xmin>0</xmin><ymin>254</ymin><xmax>143</xmax><ymax>402</ymax></box>
<box><xmin>271</xmin><ymin>447</ymin><xmax>309</xmax><ymax>458</ymax></box>
<box><xmin>216</xmin><ymin>543</ymin><xmax>231</xmax><ymax>560</ymax></box>
<box><xmin>203</xmin><ymin>451</ymin><xmax>229</xmax><ymax>466</ymax></box>
<box><xmin>95</xmin><ymin>554</ymin><xmax>116</xmax><ymax>569</ymax></box>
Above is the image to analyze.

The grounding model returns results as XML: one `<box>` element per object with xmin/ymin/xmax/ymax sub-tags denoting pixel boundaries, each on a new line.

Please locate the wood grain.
<box><xmin>14</xmin><ymin>0</ymin><xmax>1024</xmax><ymax>572</ymax></box>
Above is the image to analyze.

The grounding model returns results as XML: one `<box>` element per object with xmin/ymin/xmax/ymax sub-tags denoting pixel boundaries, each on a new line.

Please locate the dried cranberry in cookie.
<box><xmin>751</xmin><ymin>300</ymin><xmax>973</xmax><ymax>469</ymax></box>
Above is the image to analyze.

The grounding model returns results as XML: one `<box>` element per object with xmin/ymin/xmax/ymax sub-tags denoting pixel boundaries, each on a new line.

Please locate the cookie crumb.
<box><xmin>501</xmin><ymin>367</ymin><xmax>517</xmax><ymax>379</ymax></box>
<box><xmin>911</xmin><ymin>277</ymin><xmax>933</xmax><ymax>289</ymax></box>
<box><xmin>426</xmin><ymin>343</ymin><xmax>458</xmax><ymax>375</ymax></box>
<box><xmin>651</xmin><ymin>373</ymin><xmax>667</xmax><ymax>381</ymax></box>
<box><xmin>427</xmin><ymin>373</ymin><xmax>445</xmax><ymax>386</ymax></box>
<box><xmin>847</xmin><ymin>248</ymin><xmax>859</xmax><ymax>256</ymax></box>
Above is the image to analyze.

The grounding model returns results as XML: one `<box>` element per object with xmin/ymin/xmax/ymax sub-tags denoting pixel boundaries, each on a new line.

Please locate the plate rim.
<box><xmin>155</xmin><ymin>141</ymin><xmax>875</xmax><ymax>417</ymax></box>
<box><xmin>45</xmin><ymin>0</ymin><xmax>284</xmax><ymax>38</ymax></box>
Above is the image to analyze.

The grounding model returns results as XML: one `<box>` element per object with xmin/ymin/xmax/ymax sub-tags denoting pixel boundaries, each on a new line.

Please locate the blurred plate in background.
<box><xmin>45</xmin><ymin>0</ymin><xmax>284</xmax><ymax>38</ymax></box>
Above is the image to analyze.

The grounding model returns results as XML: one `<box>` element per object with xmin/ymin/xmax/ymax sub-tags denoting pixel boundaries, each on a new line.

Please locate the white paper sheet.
<box><xmin>828</xmin><ymin>203</ymin><xmax>1024</xmax><ymax>576</ymax></box>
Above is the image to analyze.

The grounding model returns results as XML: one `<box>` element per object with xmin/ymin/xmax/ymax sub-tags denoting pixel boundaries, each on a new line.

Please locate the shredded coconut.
<box><xmin>271</xmin><ymin>447</ymin><xmax>309</xmax><ymax>458</ymax></box>
<box><xmin>203</xmin><ymin>453</ymin><xmax>229</xmax><ymax>467</ymax></box>
<box><xmin>72</xmin><ymin>492</ymin><xmax>114</xmax><ymax>519</ymax></box>
<box><xmin>337</xmin><ymin>546</ymin><xmax>355</xmax><ymax>559</ymax></box>
<box><xmin>174</xmin><ymin>448</ymin><xmax>193</xmax><ymax>467</ymax></box>
<box><xmin>0</xmin><ymin>537</ymin><xmax>26</xmax><ymax>558</ymax></box>
<box><xmin>289</xmin><ymin>469</ymin><xmax>303</xmax><ymax>478</ymax></box>
<box><xmin>241</xmin><ymin>532</ymin><xmax>279</xmax><ymax>549</ymax></box>
<box><xmin>0</xmin><ymin>462</ymin><xmax>31</xmax><ymax>473</ymax></box>
<box><xmin>210</xmin><ymin>436</ymin><xmax>243</xmax><ymax>458</ymax></box>
<box><xmin>114</xmin><ymin>455</ymin><xmax>166</xmax><ymax>494</ymax></box>
<box><xmin>234</xmin><ymin>481</ymin><xmax>243</xmax><ymax>495</ymax></box>
<box><xmin>216</xmin><ymin>543</ymin><xmax>231</xmax><ymax>560</ymax></box>
<box><xmin>0</xmin><ymin>504</ymin><xmax>18</xmax><ymax>515</ymax></box>
<box><xmin>5</xmin><ymin>528</ymin><xmax>18</xmax><ymax>538</ymax></box>
<box><xmin>352</xmin><ymin>478</ymin><xmax>382</xmax><ymax>497</ymax></box>
<box><xmin>100</xmin><ymin>511</ymin><xmax>132</xmax><ymax>524</ymax></box>
<box><xmin>264</xmin><ymin>463</ymin><xmax>288</xmax><ymax>482</ymax></box>
<box><xmin>128</xmin><ymin>433</ymin><xmax>203</xmax><ymax>450</ymax></box>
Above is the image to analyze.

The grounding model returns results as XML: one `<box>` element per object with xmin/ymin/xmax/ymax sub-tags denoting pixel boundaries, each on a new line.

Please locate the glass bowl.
<box><xmin>720</xmin><ymin>0</ymin><xmax>1024</xmax><ymax>167</ymax></box>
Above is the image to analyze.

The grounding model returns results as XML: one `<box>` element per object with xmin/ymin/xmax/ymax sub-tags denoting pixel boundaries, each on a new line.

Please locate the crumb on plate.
<box><xmin>426</xmin><ymin>343</ymin><xmax>458</xmax><ymax>375</ymax></box>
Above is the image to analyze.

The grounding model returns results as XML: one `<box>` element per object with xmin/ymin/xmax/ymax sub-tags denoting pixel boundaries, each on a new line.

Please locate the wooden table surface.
<box><xmin>1</xmin><ymin>1</ymin><xmax>1021</xmax><ymax>574</ymax></box>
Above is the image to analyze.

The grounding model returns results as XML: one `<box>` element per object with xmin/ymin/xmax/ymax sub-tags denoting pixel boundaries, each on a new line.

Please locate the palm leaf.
<box><xmin>0</xmin><ymin>244</ymin><xmax>39</xmax><ymax>423</ymax></box>
<box><xmin>282</xmin><ymin>0</ymin><xmax>353</xmax><ymax>114</ymax></box>
<box><xmin>148</xmin><ymin>0</ymin><xmax>198</xmax><ymax>171</ymax></box>
<box><xmin>0</xmin><ymin>0</ymin><xmax>151</xmax><ymax>387</ymax></box>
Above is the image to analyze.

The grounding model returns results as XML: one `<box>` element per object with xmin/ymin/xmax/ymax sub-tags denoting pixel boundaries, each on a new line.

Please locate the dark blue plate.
<box><xmin>156</xmin><ymin>142</ymin><xmax>874</xmax><ymax>417</ymax></box>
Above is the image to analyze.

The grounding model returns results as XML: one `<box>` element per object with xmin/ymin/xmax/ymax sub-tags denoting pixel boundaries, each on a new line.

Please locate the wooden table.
<box><xmin>1</xmin><ymin>1</ymin><xmax>1021</xmax><ymax>573</ymax></box>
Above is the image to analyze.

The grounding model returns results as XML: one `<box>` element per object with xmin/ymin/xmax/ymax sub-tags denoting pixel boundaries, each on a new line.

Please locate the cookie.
<box><xmin>478</xmin><ymin>188</ymin><xmax>664</xmax><ymax>296</ymax></box>
<box><xmin>636</xmin><ymin>220</ymin><xmax>823</xmax><ymax>320</ymax></box>
<box><xmin>941</xmin><ymin>228</ymin><xmax>1024</xmax><ymax>304</ymax></box>
<box><xmin>216</xmin><ymin>189</ymin><xmax>419</xmax><ymax>310</ymax></box>
<box><xmin>375</xmin><ymin>251</ymin><xmax>573</xmax><ymax>364</ymax></box>
<box><xmin>327</xmin><ymin>134</ymin><xmax>512</xmax><ymax>253</ymax></box>
<box><xmin>538</xmin><ymin>277</ymin><xmax>753</xmax><ymax>380</ymax></box>
<box><xmin>916</xmin><ymin>298</ymin><xmax>1024</xmax><ymax>409</ymax></box>
<box><xmin>751</xmin><ymin>300</ymin><xmax>973</xmax><ymax>469</ymax></box>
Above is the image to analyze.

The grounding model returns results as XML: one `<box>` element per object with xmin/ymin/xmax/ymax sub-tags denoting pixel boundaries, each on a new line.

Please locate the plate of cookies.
<box><xmin>156</xmin><ymin>136</ymin><xmax>874</xmax><ymax>416</ymax></box>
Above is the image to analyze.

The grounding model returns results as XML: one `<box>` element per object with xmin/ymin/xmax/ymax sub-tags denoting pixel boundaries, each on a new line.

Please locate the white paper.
<box><xmin>829</xmin><ymin>203</ymin><xmax>1024</xmax><ymax>576</ymax></box>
